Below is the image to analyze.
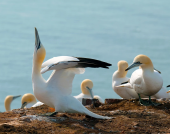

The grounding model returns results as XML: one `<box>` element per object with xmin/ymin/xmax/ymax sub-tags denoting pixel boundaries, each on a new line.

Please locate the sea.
<box><xmin>0</xmin><ymin>0</ymin><xmax>170</xmax><ymax>112</ymax></box>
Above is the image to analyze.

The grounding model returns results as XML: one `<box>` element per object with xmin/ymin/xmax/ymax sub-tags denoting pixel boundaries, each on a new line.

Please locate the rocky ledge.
<box><xmin>1</xmin><ymin>99</ymin><xmax>170</xmax><ymax>133</ymax></box>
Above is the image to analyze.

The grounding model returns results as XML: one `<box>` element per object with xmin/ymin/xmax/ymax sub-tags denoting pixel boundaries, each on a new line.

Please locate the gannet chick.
<box><xmin>21</xmin><ymin>93</ymin><xmax>44</xmax><ymax>108</ymax></box>
<box><xmin>74</xmin><ymin>79</ymin><xmax>104</xmax><ymax>103</ymax></box>
<box><xmin>32</xmin><ymin>28</ymin><xmax>112</xmax><ymax>119</ymax></box>
<box><xmin>4</xmin><ymin>95</ymin><xmax>21</xmax><ymax>111</ymax></box>
<box><xmin>112</xmin><ymin>60</ymin><xmax>138</xmax><ymax>99</ymax></box>
<box><xmin>122</xmin><ymin>54</ymin><xmax>163</xmax><ymax>106</ymax></box>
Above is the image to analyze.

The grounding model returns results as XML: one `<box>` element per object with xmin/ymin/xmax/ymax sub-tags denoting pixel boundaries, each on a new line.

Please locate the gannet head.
<box><xmin>125</xmin><ymin>54</ymin><xmax>154</xmax><ymax>71</ymax></box>
<box><xmin>81</xmin><ymin>79</ymin><xmax>94</xmax><ymax>99</ymax></box>
<box><xmin>117</xmin><ymin>60</ymin><xmax>128</xmax><ymax>77</ymax></box>
<box><xmin>34</xmin><ymin>27</ymin><xmax>46</xmax><ymax>64</ymax></box>
<box><xmin>21</xmin><ymin>93</ymin><xmax>37</xmax><ymax>109</ymax></box>
<box><xmin>4</xmin><ymin>95</ymin><xmax>21</xmax><ymax>111</ymax></box>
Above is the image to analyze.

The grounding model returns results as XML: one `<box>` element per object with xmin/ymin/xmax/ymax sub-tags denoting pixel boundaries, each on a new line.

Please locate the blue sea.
<box><xmin>0</xmin><ymin>0</ymin><xmax>170</xmax><ymax>112</ymax></box>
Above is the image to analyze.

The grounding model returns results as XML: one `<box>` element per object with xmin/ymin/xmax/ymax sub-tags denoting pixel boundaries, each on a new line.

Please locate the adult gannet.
<box><xmin>74</xmin><ymin>79</ymin><xmax>104</xmax><ymax>103</ymax></box>
<box><xmin>112</xmin><ymin>60</ymin><xmax>138</xmax><ymax>99</ymax></box>
<box><xmin>4</xmin><ymin>95</ymin><xmax>21</xmax><ymax>111</ymax></box>
<box><xmin>153</xmin><ymin>87</ymin><xmax>170</xmax><ymax>98</ymax></box>
<box><xmin>32</xmin><ymin>28</ymin><xmax>112</xmax><ymax>119</ymax></box>
<box><xmin>21</xmin><ymin>93</ymin><xmax>44</xmax><ymax>108</ymax></box>
<box><xmin>166</xmin><ymin>85</ymin><xmax>170</xmax><ymax>94</ymax></box>
<box><xmin>120</xmin><ymin>54</ymin><xmax>163</xmax><ymax>106</ymax></box>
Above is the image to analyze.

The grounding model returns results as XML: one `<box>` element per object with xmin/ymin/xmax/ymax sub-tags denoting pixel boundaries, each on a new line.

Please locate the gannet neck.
<box><xmin>81</xmin><ymin>79</ymin><xmax>93</xmax><ymax>95</ymax></box>
<box><xmin>140</xmin><ymin>62</ymin><xmax>154</xmax><ymax>72</ymax></box>
<box><xmin>4</xmin><ymin>96</ymin><xmax>13</xmax><ymax>111</ymax></box>
<box><xmin>33</xmin><ymin>47</ymin><xmax>46</xmax><ymax>74</ymax></box>
<box><xmin>4</xmin><ymin>95</ymin><xmax>21</xmax><ymax>111</ymax></box>
<box><xmin>117</xmin><ymin>60</ymin><xmax>128</xmax><ymax>78</ymax></box>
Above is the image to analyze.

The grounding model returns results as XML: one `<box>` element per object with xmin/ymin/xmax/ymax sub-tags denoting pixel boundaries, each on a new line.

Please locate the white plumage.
<box><xmin>112</xmin><ymin>60</ymin><xmax>138</xmax><ymax>99</ymax></box>
<box><xmin>32</xmin><ymin>28</ymin><xmax>112</xmax><ymax>119</ymax></box>
<box><xmin>74</xmin><ymin>79</ymin><xmax>104</xmax><ymax>103</ymax></box>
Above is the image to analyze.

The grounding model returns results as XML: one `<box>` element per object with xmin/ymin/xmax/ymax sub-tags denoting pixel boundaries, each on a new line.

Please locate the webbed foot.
<box><xmin>38</xmin><ymin>111</ymin><xmax>58</xmax><ymax>117</ymax></box>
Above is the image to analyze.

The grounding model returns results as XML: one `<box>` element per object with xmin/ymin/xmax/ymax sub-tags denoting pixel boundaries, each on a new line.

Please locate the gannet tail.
<box><xmin>81</xmin><ymin>106</ymin><xmax>112</xmax><ymax>119</ymax></box>
<box><xmin>67</xmin><ymin>96</ymin><xmax>112</xmax><ymax>119</ymax></box>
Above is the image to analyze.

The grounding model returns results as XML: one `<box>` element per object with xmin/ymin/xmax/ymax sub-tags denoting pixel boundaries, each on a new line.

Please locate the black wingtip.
<box><xmin>121</xmin><ymin>81</ymin><xmax>129</xmax><ymax>85</ymax></box>
<box><xmin>75</xmin><ymin>57</ymin><xmax>112</xmax><ymax>68</ymax></box>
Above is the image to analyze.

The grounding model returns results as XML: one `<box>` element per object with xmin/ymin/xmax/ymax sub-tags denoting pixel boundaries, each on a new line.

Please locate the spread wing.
<box><xmin>41</xmin><ymin>56</ymin><xmax>111</xmax><ymax>95</ymax></box>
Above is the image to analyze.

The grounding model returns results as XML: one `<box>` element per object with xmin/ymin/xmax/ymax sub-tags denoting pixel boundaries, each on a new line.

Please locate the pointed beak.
<box><xmin>35</xmin><ymin>27</ymin><xmax>41</xmax><ymax>51</ymax></box>
<box><xmin>12</xmin><ymin>95</ymin><xmax>21</xmax><ymax>100</ymax></box>
<box><xmin>167</xmin><ymin>85</ymin><xmax>170</xmax><ymax>88</ymax></box>
<box><xmin>86</xmin><ymin>86</ymin><xmax>96</xmax><ymax>107</ymax></box>
<box><xmin>125</xmin><ymin>62</ymin><xmax>142</xmax><ymax>71</ymax></box>
<box><xmin>86</xmin><ymin>86</ymin><xmax>94</xmax><ymax>99</ymax></box>
<box><xmin>21</xmin><ymin>102</ymin><xmax>27</xmax><ymax>109</ymax></box>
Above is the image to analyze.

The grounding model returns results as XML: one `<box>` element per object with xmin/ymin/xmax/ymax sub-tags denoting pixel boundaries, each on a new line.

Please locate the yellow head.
<box><xmin>4</xmin><ymin>95</ymin><xmax>21</xmax><ymax>111</ymax></box>
<box><xmin>117</xmin><ymin>60</ymin><xmax>128</xmax><ymax>77</ymax></box>
<box><xmin>21</xmin><ymin>93</ymin><xmax>37</xmax><ymax>108</ymax></box>
<box><xmin>81</xmin><ymin>79</ymin><xmax>93</xmax><ymax>95</ymax></box>
<box><xmin>34</xmin><ymin>27</ymin><xmax>46</xmax><ymax>65</ymax></box>
<box><xmin>126</xmin><ymin>54</ymin><xmax>154</xmax><ymax>71</ymax></box>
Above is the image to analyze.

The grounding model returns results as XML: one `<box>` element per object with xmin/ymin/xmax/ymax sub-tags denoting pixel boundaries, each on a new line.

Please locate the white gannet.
<box><xmin>4</xmin><ymin>95</ymin><xmax>21</xmax><ymax>111</ymax></box>
<box><xmin>74</xmin><ymin>79</ymin><xmax>104</xmax><ymax>103</ymax></box>
<box><xmin>166</xmin><ymin>85</ymin><xmax>170</xmax><ymax>94</ymax></box>
<box><xmin>112</xmin><ymin>60</ymin><xmax>138</xmax><ymax>99</ymax></box>
<box><xmin>120</xmin><ymin>54</ymin><xmax>163</xmax><ymax>106</ymax></box>
<box><xmin>21</xmin><ymin>93</ymin><xmax>44</xmax><ymax>108</ymax></box>
<box><xmin>153</xmin><ymin>86</ymin><xmax>170</xmax><ymax>99</ymax></box>
<box><xmin>32</xmin><ymin>28</ymin><xmax>112</xmax><ymax>119</ymax></box>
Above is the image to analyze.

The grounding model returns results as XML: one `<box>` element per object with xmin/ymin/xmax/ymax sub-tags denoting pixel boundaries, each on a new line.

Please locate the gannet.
<box><xmin>153</xmin><ymin>87</ymin><xmax>170</xmax><ymax>98</ymax></box>
<box><xmin>21</xmin><ymin>93</ymin><xmax>44</xmax><ymax>109</ymax></box>
<box><xmin>4</xmin><ymin>95</ymin><xmax>21</xmax><ymax>111</ymax></box>
<box><xmin>166</xmin><ymin>85</ymin><xmax>170</xmax><ymax>94</ymax></box>
<box><xmin>74</xmin><ymin>79</ymin><xmax>104</xmax><ymax>103</ymax></box>
<box><xmin>120</xmin><ymin>54</ymin><xmax>163</xmax><ymax>106</ymax></box>
<box><xmin>32</xmin><ymin>28</ymin><xmax>112</xmax><ymax>119</ymax></box>
<box><xmin>112</xmin><ymin>60</ymin><xmax>138</xmax><ymax>99</ymax></box>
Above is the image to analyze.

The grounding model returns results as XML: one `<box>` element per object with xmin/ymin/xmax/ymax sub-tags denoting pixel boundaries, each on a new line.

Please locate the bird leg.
<box><xmin>138</xmin><ymin>94</ymin><xmax>150</xmax><ymax>106</ymax></box>
<box><xmin>148</xmin><ymin>96</ymin><xmax>161</xmax><ymax>106</ymax></box>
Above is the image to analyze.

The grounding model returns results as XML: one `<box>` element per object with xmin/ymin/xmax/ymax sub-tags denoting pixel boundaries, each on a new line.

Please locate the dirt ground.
<box><xmin>1</xmin><ymin>99</ymin><xmax>170</xmax><ymax>134</ymax></box>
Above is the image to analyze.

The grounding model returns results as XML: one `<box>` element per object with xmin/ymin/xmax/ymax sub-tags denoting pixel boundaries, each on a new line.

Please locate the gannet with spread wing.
<box><xmin>32</xmin><ymin>28</ymin><xmax>112</xmax><ymax>119</ymax></box>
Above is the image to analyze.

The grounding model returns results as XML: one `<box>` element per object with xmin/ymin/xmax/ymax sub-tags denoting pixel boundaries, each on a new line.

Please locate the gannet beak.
<box><xmin>12</xmin><ymin>95</ymin><xmax>21</xmax><ymax>100</ymax></box>
<box><xmin>86</xmin><ymin>86</ymin><xmax>94</xmax><ymax>99</ymax></box>
<box><xmin>125</xmin><ymin>61</ymin><xmax>142</xmax><ymax>71</ymax></box>
<box><xmin>21</xmin><ymin>102</ymin><xmax>27</xmax><ymax>109</ymax></box>
<box><xmin>35</xmin><ymin>27</ymin><xmax>41</xmax><ymax>51</ymax></box>
<box><xmin>86</xmin><ymin>86</ymin><xmax>96</xmax><ymax>106</ymax></box>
